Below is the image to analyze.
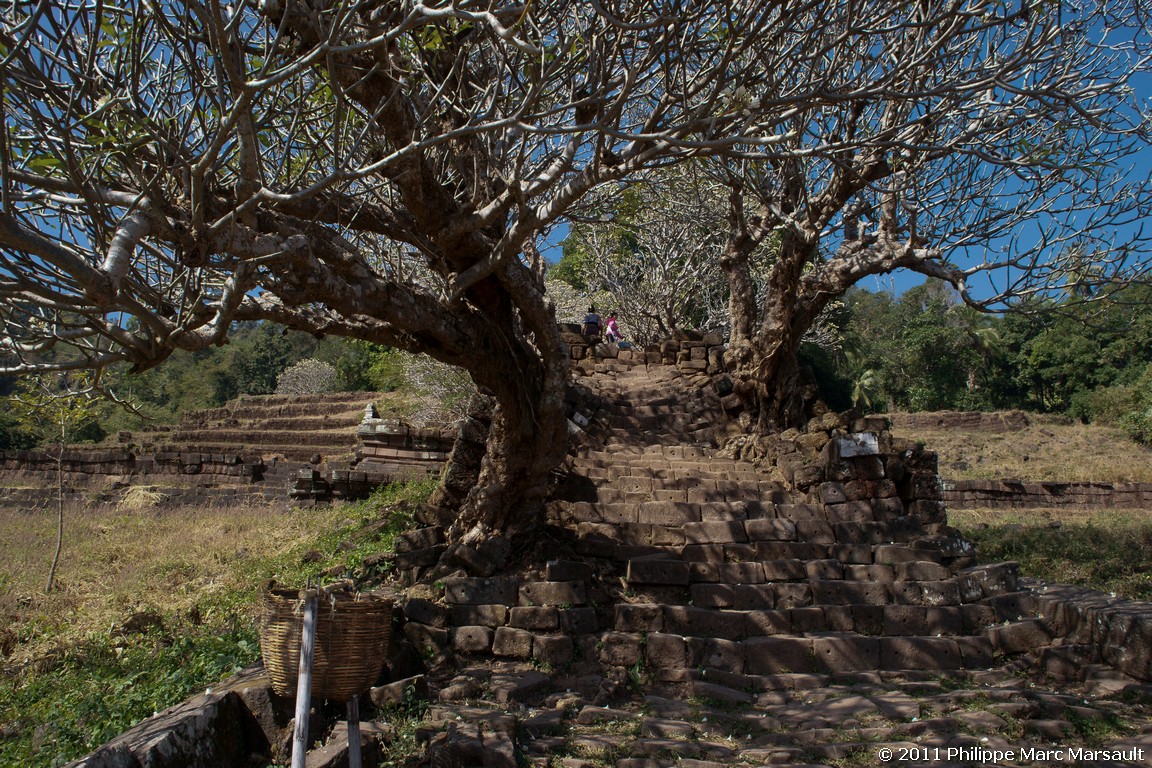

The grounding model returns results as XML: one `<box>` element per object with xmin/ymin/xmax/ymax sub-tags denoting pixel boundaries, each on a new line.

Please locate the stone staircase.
<box><xmin>70</xmin><ymin>356</ymin><xmax>1152</xmax><ymax>768</ymax></box>
<box><xmin>406</xmin><ymin>360</ymin><xmax>1152</xmax><ymax>768</ymax></box>
<box><xmin>141</xmin><ymin>390</ymin><xmax>374</xmax><ymax>462</ymax></box>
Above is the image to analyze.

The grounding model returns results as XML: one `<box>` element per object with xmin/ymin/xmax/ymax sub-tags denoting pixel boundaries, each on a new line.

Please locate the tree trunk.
<box><xmin>453</xmin><ymin>359</ymin><xmax>569</xmax><ymax>551</ymax></box>
<box><xmin>427</xmin><ymin>303</ymin><xmax>570</xmax><ymax>572</ymax></box>
<box><xmin>721</xmin><ymin>225</ymin><xmax>824</xmax><ymax>434</ymax></box>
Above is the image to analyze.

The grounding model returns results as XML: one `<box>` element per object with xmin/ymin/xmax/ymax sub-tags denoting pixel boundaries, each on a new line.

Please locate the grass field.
<box><xmin>0</xmin><ymin>480</ymin><xmax>433</xmax><ymax>766</ymax></box>
<box><xmin>2</xmin><ymin>408</ymin><xmax>1152</xmax><ymax>765</ymax></box>
<box><xmin>951</xmin><ymin>506</ymin><xmax>1152</xmax><ymax>601</ymax></box>
<box><xmin>893</xmin><ymin>414</ymin><xmax>1152</xmax><ymax>483</ymax></box>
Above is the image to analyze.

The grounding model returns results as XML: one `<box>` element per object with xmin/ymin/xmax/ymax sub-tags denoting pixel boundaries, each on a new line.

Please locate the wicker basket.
<box><xmin>260</xmin><ymin>586</ymin><xmax>393</xmax><ymax>701</ymax></box>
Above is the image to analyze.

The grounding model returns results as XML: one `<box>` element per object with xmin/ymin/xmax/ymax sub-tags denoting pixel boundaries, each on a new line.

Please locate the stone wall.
<box><xmin>943</xmin><ymin>479</ymin><xmax>1152</xmax><ymax>509</ymax></box>
<box><xmin>561</xmin><ymin>324</ymin><xmax>728</xmax><ymax>375</ymax></box>
<box><xmin>886</xmin><ymin>410</ymin><xmax>1032</xmax><ymax>433</ymax></box>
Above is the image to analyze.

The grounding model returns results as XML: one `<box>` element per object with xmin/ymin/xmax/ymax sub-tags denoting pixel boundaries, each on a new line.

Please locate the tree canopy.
<box><xmin>1</xmin><ymin>0</ymin><xmax>1150</xmax><ymax>556</ymax></box>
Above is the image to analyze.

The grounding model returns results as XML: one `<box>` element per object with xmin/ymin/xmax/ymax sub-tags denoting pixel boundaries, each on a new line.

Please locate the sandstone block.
<box><xmin>492</xmin><ymin>626</ymin><xmax>534</xmax><ymax>658</ymax></box>
<box><xmin>881</xmin><ymin>636</ymin><xmax>962</xmax><ymax>670</ymax></box>
<box><xmin>627</xmin><ymin>559</ymin><xmax>690</xmax><ymax>585</ymax></box>
<box><xmin>745</xmin><ymin>636</ymin><xmax>814</xmax><ymax>674</ymax></box>
<box><xmin>452</xmin><ymin>625</ymin><xmax>494</xmax><ymax>654</ymax></box>
<box><xmin>533</xmin><ymin>635</ymin><xmax>574</xmax><ymax>667</ymax></box>
<box><xmin>683</xmin><ymin>521</ymin><xmax>746</xmax><ymax>544</ymax></box>
<box><xmin>690</xmin><ymin>583</ymin><xmax>735</xmax><ymax>608</ymax></box>
<box><xmin>688</xmin><ymin>637</ymin><xmax>746</xmax><ymax>673</ymax></box>
<box><xmin>761</xmin><ymin>559</ymin><xmax>807</xmax><ymax>580</ymax></box>
<box><xmin>812</xmin><ymin>634</ymin><xmax>881</xmax><ymax>673</ymax></box>
<box><xmin>646</xmin><ymin>633</ymin><xmax>688</xmax><ymax>669</ymax></box>
<box><xmin>599</xmin><ymin>632</ymin><xmax>644</xmax><ymax>666</ymax></box>
<box><xmin>520</xmin><ymin>581</ymin><xmax>587</xmax><ymax>607</ymax></box>
<box><xmin>509</xmin><ymin>606</ymin><xmax>559</xmax><ymax>631</ymax></box>
<box><xmin>732</xmin><ymin>584</ymin><xmax>776</xmax><ymax>610</ymax></box>
<box><xmin>615</xmin><ymin>603</ymin><xmax>664</xmax><ymax>633</ymax></box>
<box><xmin>545</xmin><ymin>559</ymin><xmax>592</xmax><ymax>582</ymax></box>
<box><xmin>558</xmin><ymin>607</ymin><xmax>599</xmax><ymax>634</ymax></box>
<box><xmin>663</xmin><ymin>605</ymin><xmax>746</xmax><ymax>639</ymax></box>
<box><xmin>744</xmin><ymin>518</ymin><xmax>797</xmax><ymax>542</ymax></box>
<box><xmin>444</xmin><ymin>577</ymin><xmax>518</xmax><ymax>605</ymax></box>
<box><xmin>450</xmin><ymin>604</ymin><xmax>508</xmax><ymax>627</ymax></box>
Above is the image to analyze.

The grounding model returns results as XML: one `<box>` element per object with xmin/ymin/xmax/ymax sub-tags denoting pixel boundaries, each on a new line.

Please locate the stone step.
<box><xmin>167</xmin><ymin>428</ymin><xmax>358</xmax><ymax>447</ymax></box>
<box><xmin>613</xmin><ymin>601</ymin><xmax>1005</xmax><ymax>638</ymax></box>
<box><xmin>425</xmin><ymin>672</ymin><xmax>1152</xmax><ymax>768</ymax></box>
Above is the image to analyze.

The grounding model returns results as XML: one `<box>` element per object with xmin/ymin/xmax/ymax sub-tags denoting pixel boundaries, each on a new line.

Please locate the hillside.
<box><xmin>886</xmin><ymin>410</ymin><xmax>1152</xmax><ymax>483</ymax></box>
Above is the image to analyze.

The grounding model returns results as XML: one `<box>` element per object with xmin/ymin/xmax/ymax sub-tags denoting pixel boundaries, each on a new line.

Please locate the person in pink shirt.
<box><xmin>605</xmin><ymin>312</ymin><xmax>622</xmax><ymax>343</ymax></box>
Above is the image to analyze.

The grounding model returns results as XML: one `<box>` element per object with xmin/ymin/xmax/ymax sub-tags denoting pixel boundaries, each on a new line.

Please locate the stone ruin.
<box><xmin>68</xmin><ymin>340</ymin><xmax>1152</xmax><ymax>768</ymax></box>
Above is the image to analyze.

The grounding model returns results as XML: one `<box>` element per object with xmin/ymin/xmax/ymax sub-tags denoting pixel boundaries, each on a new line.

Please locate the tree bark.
<box><xmin>451</xmin><ymin>325</ymin><xmax>570</xmax><ymax>556</ymax></box>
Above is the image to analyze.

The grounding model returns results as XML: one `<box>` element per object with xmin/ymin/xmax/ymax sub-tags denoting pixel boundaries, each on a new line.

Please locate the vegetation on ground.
<box><xmin>813</xmin><ymin>283</ymin><xmax>1152</xmax><ymax>444</ymax></box>
<box><xmin>892</xmin><ymin>414</ymin><xmax>1152</xmax><ymax>483</ymax></box>
<box><xmin>0</xmin><ymin>478</ymin><xmax>435</xmax><ymax>767</ymax></box>
<box><xmin>953</xmin><ymin>507</ymin><xmax>1152</xmax><ymax>601</ymax></box>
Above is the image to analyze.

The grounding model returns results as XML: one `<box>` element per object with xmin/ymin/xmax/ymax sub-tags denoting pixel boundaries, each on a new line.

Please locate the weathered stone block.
<box><xmin>627</xmin><ymin>559</ymin><xmax>690</xmax><ymax>586</ymax></box>
<box><xmin>683</xmin><ymin>521</ymin><xmax>746</xmax><ymax>544</ymax></box>
<box><xmin>955</xmin><ymin>636</ymin><xmax>996</xmax><ymax>668</ymax></box>
<box><xmin>681</xmin><ymin>544</ymin><xmax>725</xmax><ymax>562</ymax></box>
<box><xmin>533</xmin><ymin>635</ymin><xmax>574</xmax><ymax>667</ymax></box>
<box><xmin>663</xmin><ymin>605</ymin><xmax>746</xmax><ymax>639</ymax></box>
<box><xmin>744</xmin><ymin>518</ymin><xmax>797</xmax><ymax>542</ymax></box>
<box><xmin>846</xmin><ymin>564</ymin><xmax>894</xmax><ymax>582</ymax></box>
<box><xmin>452</xmin><ymin>625</ymin><xmax>494</xmax><ymax>654</ymax></box>
<box><xmin>689</xmin><ymin>637</ymin><xmax>746</xmax><ymax>673</ymax></box>
<box><xmin>520</xmin><ymin>581</ymin><xmax>587</xmax><ymax>607</ymax></box>
<box><xmin>805</xmin><ymin>559</ymin><xmax>843</xmax><ymax>580</ymax></box>
<box><xmin>824</xmin><ymin>501</ymin><xmax>874</xmax><ymax>524</ymax></box>
<box><xmin>773</xmin><ymin>583</ymin><xmax>813</xmax><ymax>609</ymax></box>
<box><xmin>817</xmin><ymin>482</ymin><xmax>848</xmax><ymax>504</ymax></box>
<box><xmin>985</xmin><ymin>618</ymin><xmax>1053</xmax><ymax>655</ymax></box>
<box><xmin>849</xmin><ymin>455</ymin><xmax>885</xmax><ymax>480</ymax></box>
<box><xmin>811</xmin><ymin>634</ymin><xmax>881</xmax><ymax>673</ymax></box>
<box><xmin>812</xmin><ymin>580</ymin><xmax>890</xmax><ymax>606</ymax></box>
<box><xmin>615</xmin><ymin>603</ymin><xmax>664</xmax><ymax>633</ymax></box>
<box><xmin>404</xmin><ymin>598</ymin><xmax>449</xmax><ymax>628</ymax></box>
<box><xmin>795</xmin><ymin>520</ymin><xmax>835</xmax><ymax>543</ymax></box>
<box><xmin>558</xmin><ymin>607</ymin><xmax>599</xmax><ymax>634</ymax></box>
<box><xmin>873</xmin><ymin>544</ymin><xmax>944</xmax><ymax>565</ymax></box>
<box><xmin>509</xmin><ymin>606</ymin><xmax>559</xmax><ymax>631</ymax></box>
<box><xmin>744</xmin><ymin>609</ymin><xmax>790</xmax><ymax>636</ymax></box>
<box><xmin>732</xmin><ymin>584</ymin><xmax>776</xmax><ymax>610</ymax></box>
<box><xmin>444</xmin><ymin>577</ymin><xmax>518</xmax><ymax>605</ymax></box>
<box><xmin>450</xmin><ymin>604</ymin><xmax>508</xmax><ymax>627</ymax></box>
<box><xmin>599</xmin><ymin>632</ymin><xmax>643</xmax><ymax>666</ymax></box>
<box><xmin>395</xmin><ymin>526</ymin><xmax>445</xmax><ymax>554</ymax></box>
<box><xmin>546</xmin><ymin>560</ymin><xmax>593</xmax><ymax>582</ymax></box>
<box><xmin>718</xmin><ymin>562</ymin><xmax>765</xmax><ymax>584</ymax></box>
<box><xmin>639</xmin><ymin>501</ymin><xmax>700</xmax><ymax>525</ymax></box>
<box><xmin>881</xmin><ymin>636</ymin><xmax>962</xmax><ymax>670</ymax></box>
<box><xmin>775</xmin><ymin>503</ymin><xmax>822</xmax><ymax>521</ymax></box>
<box><xmin>745</xmin><ymin>636</ymin><xmax>814</xmax><ymax>674</ymax></box>
<box><xmin>895</xmin><ymin>561</ymin><xmax>951</xmax><ymax>581</ymax></box>
<box><xmin>690</xmin><ymin>583</ymin><xmax>735</xmax><ymax>608</ymax></box>
<box><xmin>761</xmin><ymin>559</ymin><xmax>806</xmax><ymax>581</ymax></box>
<box><xmin>492</xmin><ymin>626</ymin><xmax>534</xmax><ymax>658</ymax></box>
<box><xmin>883</xmin><ymin>606</ymin><xmax>928</xmax><ymax>636</ymax></box>
<box><xmin>646</xmin><ymin>633</ymin><xmax>688</xmax><ymax>669</ymax></box>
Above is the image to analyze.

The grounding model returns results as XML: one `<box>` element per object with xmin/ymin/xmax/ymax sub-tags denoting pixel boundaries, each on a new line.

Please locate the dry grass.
<box><xmin>891</xmin><ymin>414</ymin><xmax>1152</xmax><ymax>483</ymax></box>
<box><xmin>0</xmin><ymin>499</ymin><xmax>356</xmax><ymax>666</ymax></box>
<box><xmin>950</xmin><ymin>506</ymin><xmax>1152</xmax><ymax>600</ymax></box>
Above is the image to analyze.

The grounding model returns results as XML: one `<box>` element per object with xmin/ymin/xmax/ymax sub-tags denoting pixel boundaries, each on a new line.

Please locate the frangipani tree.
<box><xmin>0</xmin><ymin>1</ymin><xmax>839</xmax><ymax>563</ymax></box>
<box><xmin>709</xmin><ymin>1</ymin><xmax>1152</xmax><ymax>430</ymax></box>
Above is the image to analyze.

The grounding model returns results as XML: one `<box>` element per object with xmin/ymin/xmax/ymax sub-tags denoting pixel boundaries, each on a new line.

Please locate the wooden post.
<box><xmin>347</xmin><ymin>697</ymin><xmax>362</xmax><ymax>768</ymax></box>
<box><xmin>291</xmin><ymin>589</ymin><xmax>319</xmax><ymax>768</ymax></box>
